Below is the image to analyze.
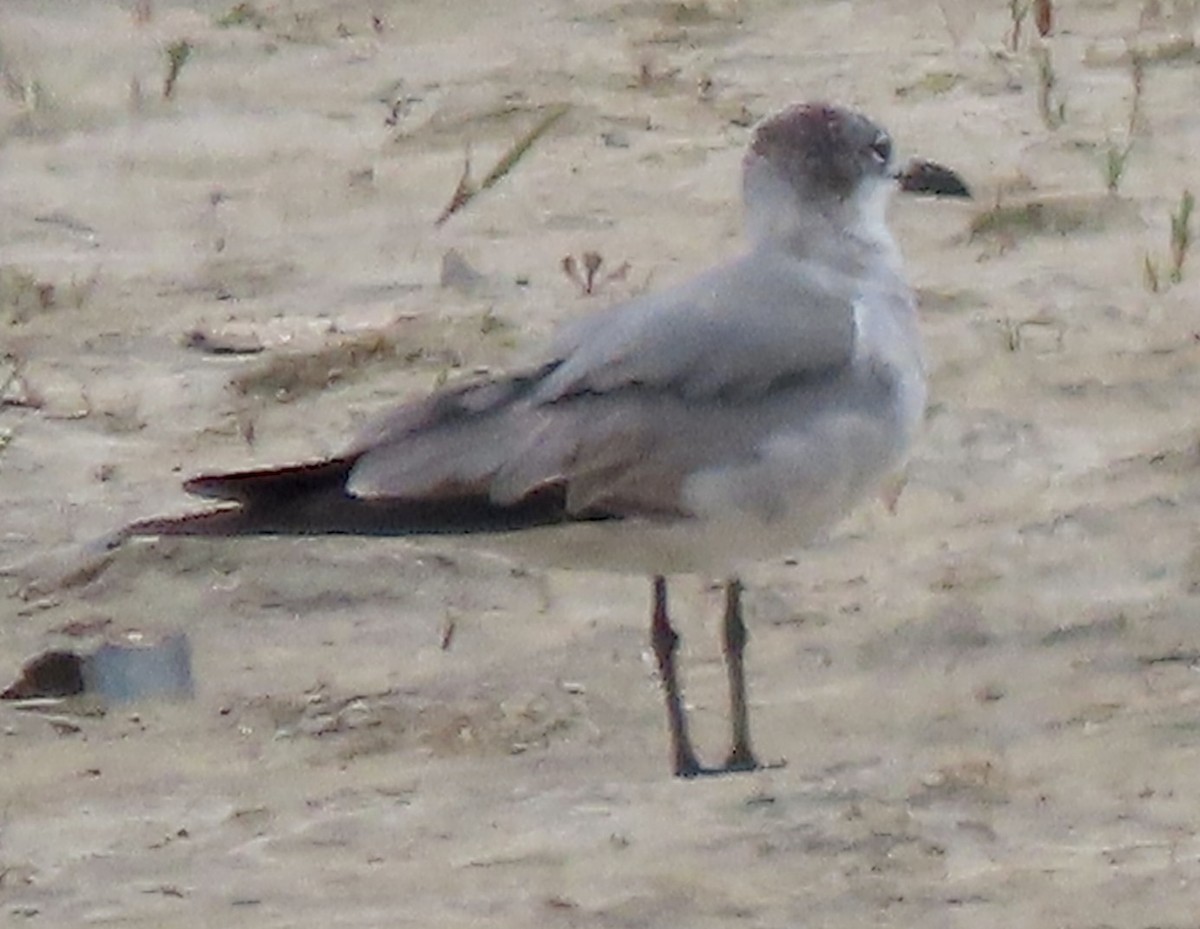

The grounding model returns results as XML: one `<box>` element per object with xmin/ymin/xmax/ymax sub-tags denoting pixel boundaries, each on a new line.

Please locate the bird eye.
<box><xmin>868</xmin><ymin>133</ymin><xmax>892</xmax><ymax>166</ymax></box>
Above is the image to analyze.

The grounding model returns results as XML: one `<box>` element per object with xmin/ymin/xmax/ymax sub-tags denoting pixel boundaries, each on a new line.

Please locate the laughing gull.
<box><xmin>124</xmin><ymin>102</ymin><xmax>967</xmax><ymax>777</ymax></box>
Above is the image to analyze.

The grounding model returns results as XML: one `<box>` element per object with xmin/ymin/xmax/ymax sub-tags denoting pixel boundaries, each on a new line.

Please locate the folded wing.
<box><xmin>344</xmin><ymin>246</ymin><xmax>859</xmax><ymax>520</ymax></box>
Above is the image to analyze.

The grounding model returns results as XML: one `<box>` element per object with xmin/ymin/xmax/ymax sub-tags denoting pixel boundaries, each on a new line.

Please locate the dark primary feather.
<box><xmin>129</xmin><ymin>459</ymin><xmax>598</xmax><ymax>538</ymax></box>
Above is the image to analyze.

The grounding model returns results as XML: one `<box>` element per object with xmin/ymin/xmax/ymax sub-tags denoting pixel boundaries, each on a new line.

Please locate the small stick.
<box><xmin>436</xmin><ymin>104</ymin><xmax>569</xmax><ymax>226</ymax></box>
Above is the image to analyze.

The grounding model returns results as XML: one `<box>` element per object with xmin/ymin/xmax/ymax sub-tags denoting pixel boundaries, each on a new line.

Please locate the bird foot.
<box><xmin>722</xmin><ymin>746</ymin><xmax>762</xmax><ymax>772</ymax></box>
<box><xmin>672</xmin><ymin>752</ymin><xmax>786</xmax><ymax>779</ymax></box>
<box><xmin>672</xmin><ymin>750</ymin><xmax>706</xmax><ymax>779</ymax></box>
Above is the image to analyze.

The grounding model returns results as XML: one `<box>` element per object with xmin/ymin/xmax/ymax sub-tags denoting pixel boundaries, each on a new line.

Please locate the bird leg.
<box><xmin>721</xmin><ymin>576</ymin><xmax>760</xmax><ymax>771</ymax></box>
<box><xmin>650</xmin><ymin>575</ymin><xmax>703</xmax><ymax>778</ymax></box>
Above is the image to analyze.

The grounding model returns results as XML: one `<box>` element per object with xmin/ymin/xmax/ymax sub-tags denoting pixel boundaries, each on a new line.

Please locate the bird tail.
<box><xmin>123</xmin><ymin>457</ymin><xmax>590</xmax><ymax>540</ymax></box>
<box><xmin>124</xmin><ymin>458</ymin><xmax>361</xmax><ymax>538</ymax></box>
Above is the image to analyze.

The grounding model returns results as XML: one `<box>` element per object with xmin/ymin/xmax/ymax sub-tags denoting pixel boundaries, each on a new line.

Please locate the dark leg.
<box><xmin>650</xmin><ymin>575</ymin><xmax>703</xmax><ymax>778</ymax></box>
<box><xmin>721</xmin><ymin>577</ymin><xmax>760</xmax><ymax>771</ymax></box>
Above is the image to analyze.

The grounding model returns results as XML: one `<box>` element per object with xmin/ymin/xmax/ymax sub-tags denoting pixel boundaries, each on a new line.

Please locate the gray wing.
<box><xmin>346</xmin><ymin>246</ymin><xmax>859</xmax><ymax>517</ymax></box>
<box><xmin>534</xmin><ymin>247</ymin><xmax>855</xmax><ymax>402</ymax></box>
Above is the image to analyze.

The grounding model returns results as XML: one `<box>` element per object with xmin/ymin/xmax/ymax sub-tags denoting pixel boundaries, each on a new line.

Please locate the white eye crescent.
<box><xmin>869</xmin><ymin>133</ymin><xmax>892</xmax><ymax>166</ymax></box>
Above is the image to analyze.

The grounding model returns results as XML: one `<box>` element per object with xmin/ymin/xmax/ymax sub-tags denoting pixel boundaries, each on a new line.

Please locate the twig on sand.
<box><xmin>435</xmin><ymin>103</ymin><xmax>569</xmax><ymax>226</ymax></box>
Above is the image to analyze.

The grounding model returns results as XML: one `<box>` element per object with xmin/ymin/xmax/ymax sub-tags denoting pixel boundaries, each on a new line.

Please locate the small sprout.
<box><xmin>1143</xmin><ymin>253</ymin><xmax>1160</xmax><ymax>293</ymax></box>
<box><xmin>1169</xmin><ymin>189</ymin><xmax>1194</xmax><ymax>284</ymax></box>
<box><xmin>163</xmin><ymin>39</ymin><xmax>192</xmax><ymax>100</ymax></box>
<box><xmin>1104</xmin><ymin>144</ymin><xmax>1131</xmax><ymax>194</ymax></box>
<box><xmin>1101</xmin><ymin>54</ymin><xmax>1145</xmax><ymax>194</ymax></box>
<box><xmin>561</xmin><ymin>252</ymin><xmax>631</xmax><ymax>296</ymax></box>
<box><xmin>1142</xmin><ymin>193</ymin><xmax>1192</xmax><ymax>292</ymax></box>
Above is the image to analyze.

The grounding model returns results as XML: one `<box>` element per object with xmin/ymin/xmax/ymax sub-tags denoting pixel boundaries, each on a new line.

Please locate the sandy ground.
<box><xmin>3</xmin><ymin>0</ymin><xmax>1200</xmax><ymax>925</ymax></box>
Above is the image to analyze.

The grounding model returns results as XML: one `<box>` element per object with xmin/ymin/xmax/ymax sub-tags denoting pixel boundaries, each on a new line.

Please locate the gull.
<box><xmin>122</xmin><ymin>102</ymin><xmax>968</xmax><ymax>778</ymax></box>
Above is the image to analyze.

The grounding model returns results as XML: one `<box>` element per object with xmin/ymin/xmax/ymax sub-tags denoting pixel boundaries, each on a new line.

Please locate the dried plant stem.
<box><xmin>435</xmin><ymin>103</ymin><xmax>569</xmax><ymax>226</ymax></box>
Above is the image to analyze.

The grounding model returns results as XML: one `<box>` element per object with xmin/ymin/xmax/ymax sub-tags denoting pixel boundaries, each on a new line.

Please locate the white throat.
<box><xmin>742</xmin><ymin>162</ymin><xmax>900</xmax><ymax>272</ymax></box>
